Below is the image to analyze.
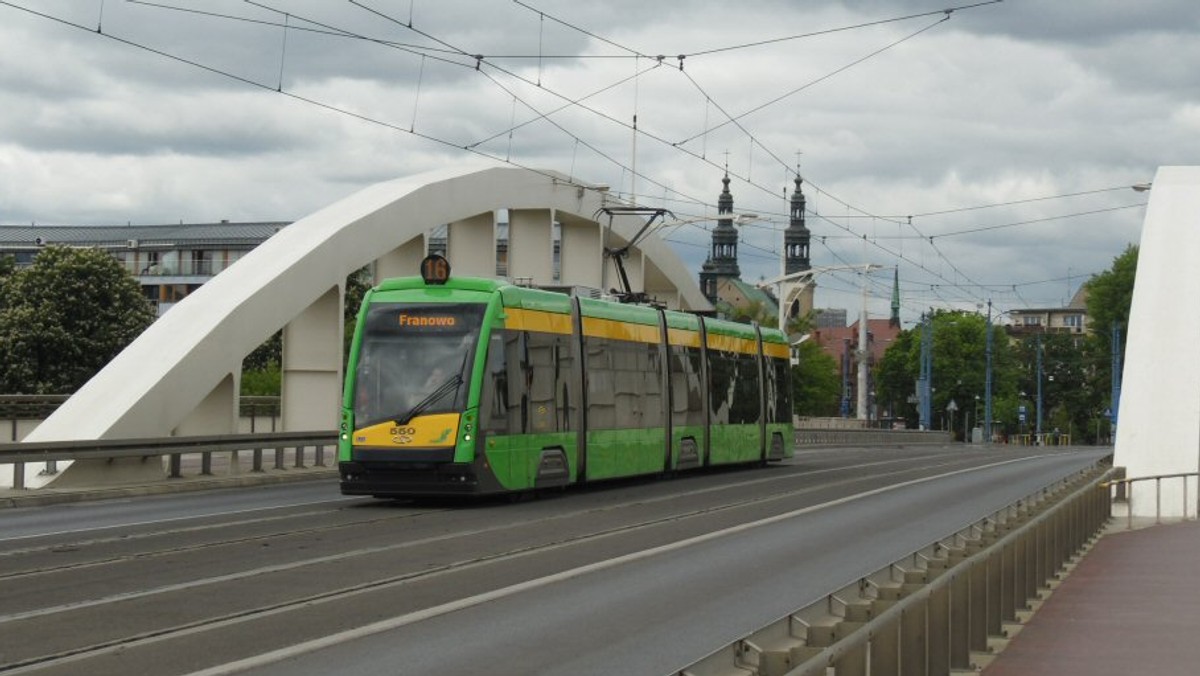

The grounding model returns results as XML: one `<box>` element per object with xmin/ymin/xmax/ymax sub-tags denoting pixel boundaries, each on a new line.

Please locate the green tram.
<box><xmin>338</xmin><ymin>257</ymin><xmax>793</xmax><ymax>497</ymax></box>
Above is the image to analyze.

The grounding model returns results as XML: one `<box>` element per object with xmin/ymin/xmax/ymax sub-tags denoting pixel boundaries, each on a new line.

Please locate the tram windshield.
<box><xmin>352</xmin><ymin>303</ymin><xmax>485</xmax><ymax>427</ymax></box>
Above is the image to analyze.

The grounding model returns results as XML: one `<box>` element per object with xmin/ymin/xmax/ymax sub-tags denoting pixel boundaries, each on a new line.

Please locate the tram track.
<box><xmin>0</xmin><ymin>448</ymin><xmax>963</xmax><ymax>582</ymax></box>
<box><xmin>0</xmin><ymin>448</ymin><xmax>1039</xmax><ymax>674</ymax></box>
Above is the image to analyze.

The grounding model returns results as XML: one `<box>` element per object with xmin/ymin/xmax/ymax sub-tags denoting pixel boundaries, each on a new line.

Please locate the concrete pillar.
<box><xmin>174</xmin><ymin>372</ymin><xmax>238</xmax><ymax>435</ymax></box>
<box><xmin>281</xmin><ymin>285</ymin><xmax>343</xmax><ymax>431</ymax></box>
<box><xmin>375</xmin><ymin>234</ymin><xmax>426</xmax><ymax>281</ymax></box>
<box><xmin>559</xmin><ymin>213</ymin><xmax>602</xmax><ymax>288</ymax></box>
<box><xmin>446</xmin><ymin>213</ymin><xmax>495</xmax><ymax>277</ymax></box>
<box><xmin>508</xmin><ymin>208</ymin><xmax>554</xmax><ymax>284</ymax></box>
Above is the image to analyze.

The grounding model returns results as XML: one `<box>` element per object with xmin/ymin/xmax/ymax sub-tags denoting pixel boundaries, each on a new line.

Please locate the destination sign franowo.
<box><xmin>363</xmin><ymin>303</ymin><xmax>483</xmax><ymax>337</ymax></box>
<box><xmin>398</xmin><ymin>314</ymin><xmax>457</xmax><ymax>328</ymax></box>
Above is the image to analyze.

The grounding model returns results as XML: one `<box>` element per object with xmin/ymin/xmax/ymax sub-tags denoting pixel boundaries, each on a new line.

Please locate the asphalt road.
<box><xmin>0</xmin><ymin>444</ymin><xmax>1109</xmax><ymax>676</ymax></box>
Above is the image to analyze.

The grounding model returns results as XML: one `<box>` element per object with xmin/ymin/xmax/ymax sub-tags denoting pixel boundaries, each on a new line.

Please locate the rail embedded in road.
<box><xmin>676</xmin><ymin>457</ymin><xmax>1113</xmax><ymax>676</ymax></box>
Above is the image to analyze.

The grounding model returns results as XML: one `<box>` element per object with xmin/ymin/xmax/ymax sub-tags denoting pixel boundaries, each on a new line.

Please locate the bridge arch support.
<box><xmin>14</xmin><ymin>165</ymin><xmax>710</xmax><ymax>488</ymax></box>
<box><xmin>1114</xmin><ymin>166</ymin><xmax>1200</xmax><ymax>518</ymax></box>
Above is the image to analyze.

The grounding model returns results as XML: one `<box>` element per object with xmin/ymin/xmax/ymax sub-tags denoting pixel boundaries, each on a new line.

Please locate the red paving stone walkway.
<box><xmin>986</xmin><ymin>519</ymin><xmax>1200</xmax><ymax>676</ymax></box>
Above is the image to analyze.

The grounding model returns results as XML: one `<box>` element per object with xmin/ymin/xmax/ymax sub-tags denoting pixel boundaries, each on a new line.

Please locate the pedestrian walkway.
<box><xmin>986</xmin><ymin>519</ymin><xmax>1200</xmax><ymax>675</ymax></box>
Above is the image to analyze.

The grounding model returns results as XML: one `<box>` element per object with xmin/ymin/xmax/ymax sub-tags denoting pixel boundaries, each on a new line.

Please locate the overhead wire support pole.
<box><xmin>857</xmin><ymin>273</ymin><xmax>870</xmax><ymax>420</ymax></box>
<box><xmin>919</xmin><ymin>312</ymin><xmax>933</xmax><ymax>431</ymax></box>
<box><xmin>985</xmin><ymin>299</ymin><xmax>993</xmax><ymax>444</ymax></box>
<box><xmin>1036</xmin><ymin>333</ymin><xmax>1044</xmax><ymax>443</ymax></box>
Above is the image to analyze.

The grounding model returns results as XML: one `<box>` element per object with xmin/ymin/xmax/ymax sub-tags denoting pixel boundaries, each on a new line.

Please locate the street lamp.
<box><xmin>757</xmin><ymin>263</ymin><xmax>883</xmax><ymax>333</ymax></box>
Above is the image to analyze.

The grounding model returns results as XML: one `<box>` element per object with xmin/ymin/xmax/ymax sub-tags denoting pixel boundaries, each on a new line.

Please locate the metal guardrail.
<box><xmin>795</xmin><ymin>429</ymin><xmax>952</xmax><ymax>446</ymax></box>
<box><xmin>679</xmin><ymin>462</ymin><xmax>1113</xmax><ymax>676</ymax></box>
<box><xmin>1103</xmin><ymin>471</ymin><xmax>1200</xmax><ymax>530</ymax></box>
<box><xmin>0</xmin><ymin>395</ymin><xmax>281</xmax><ymax>422</ymax></box>
<box><xmin>0</xmin><ymin>431</ymin><xmax>336</xmax><ymax>490</ymax></box>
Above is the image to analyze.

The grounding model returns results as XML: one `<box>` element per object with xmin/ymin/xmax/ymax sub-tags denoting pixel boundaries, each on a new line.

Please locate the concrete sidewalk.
<box><xmin>986</xmin><ymin>519</ymin><xmax>1200</xmax><ymax>675</ymax></box>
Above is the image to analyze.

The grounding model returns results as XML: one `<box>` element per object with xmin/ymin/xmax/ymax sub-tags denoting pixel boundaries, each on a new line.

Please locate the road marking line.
<box><xmin>183</xmin><ymin>453</ymin><xmax>1064</xmax><ymax>676</ymax></box>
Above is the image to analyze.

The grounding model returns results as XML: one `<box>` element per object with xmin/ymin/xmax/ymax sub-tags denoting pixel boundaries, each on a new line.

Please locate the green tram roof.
<box><xmin>499</xmin><ymin>285</ymin><xmax>574</xmax><ymax>314</ymax></box>
<box><xmin>373</xmin><ymin>276</ymin><xmax>508</xmax><ymax>294</ymax></box>
<box><xmin>368</xmin><ymin>275</ymin><xmax>785</xmax><ymax>345</ymax></box>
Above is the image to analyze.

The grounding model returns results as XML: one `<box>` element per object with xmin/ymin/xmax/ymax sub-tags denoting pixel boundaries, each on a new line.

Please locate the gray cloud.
<box><xmin>0</xmin><ymin>0</ymin><xmax>1181</xmax><ymax>323</ymax></box>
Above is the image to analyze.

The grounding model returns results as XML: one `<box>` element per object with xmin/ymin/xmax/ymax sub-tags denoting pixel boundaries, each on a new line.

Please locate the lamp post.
<box><xmin>757</xmin><ymin>263</ymin><xmax>883</xmax><ymax>333</ymax></box>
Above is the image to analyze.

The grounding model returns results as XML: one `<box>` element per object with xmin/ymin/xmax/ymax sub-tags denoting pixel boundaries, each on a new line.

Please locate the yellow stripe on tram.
<box><xmin>504</xmin><ymin>308</ymin><xmax>573</xmax><ymax>335</ymax></box>
<box><xmin>762</xmin><ymin>341</ymin><xmax>790</xmax><ymax>359</ymax></box>
<box><xmin>582</xmin><ymin>316</ymin><xmax>661</xmax><ymax>344</ymax></box>
<box><xmin>706</xmin><ymin>332</ymin><xmax>760</xmax><ymax>356</ymax></box>
<box><xmin>667</xmin><ymin>327</ymin><xmax>702</xmax><ymax>349</ymax></box>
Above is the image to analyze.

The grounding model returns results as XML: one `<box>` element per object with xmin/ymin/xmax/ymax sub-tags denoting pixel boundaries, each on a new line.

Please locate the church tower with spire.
<box><xmin>699</xmin><ymin>172</ymin><xmax>742</xmax><ymax>304</ymax></box>
<box><xmin>784</xmin><ymin>174</ymin><xmax>811</xmax><ymax>275</ymax></box>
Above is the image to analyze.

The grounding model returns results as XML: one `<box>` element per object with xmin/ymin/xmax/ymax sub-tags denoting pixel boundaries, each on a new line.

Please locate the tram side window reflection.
<box><xmin>481</xmin><ymin>332</ymin><xmax>511</xmax><ymax>433</ymax></box>
<box><xmin>669</xmin><ymin>343</ymin><xmax>704</xmax><ymax>428</ymax></box>
<box><xmin>769</xmin><ymin>356</ymin><xmax>792</xmax><ymax>423</ymax></box>
<box><xmin>708</xmin><ymin>348</ymin><xmax>734</xmax><ymax>425</ymax></box>
<box><xmin>585</xmin><ymin>333</ymin><xmax>663</xmax><ymax>431</ymax></box>
<box><xmin>480</xmin><ymin>329</ymin><xmax>574</xmax><ymax>435</ymax></box>
<box><xmin>730</xmin><ymin>350</ymin><xmax>761</xmax><ymax>425</ymax></box>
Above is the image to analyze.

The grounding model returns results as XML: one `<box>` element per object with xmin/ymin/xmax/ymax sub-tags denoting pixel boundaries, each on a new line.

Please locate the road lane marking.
<box><xmin>183</xmin><ymin>453</ymin><xmax>1076</xmax><ymax>676</ymax></box>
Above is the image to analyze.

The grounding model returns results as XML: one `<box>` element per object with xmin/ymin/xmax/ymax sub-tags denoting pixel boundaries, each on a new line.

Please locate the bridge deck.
<box><xmin>987</xmin><ymin>519</ymin><xmax>1200</xmax><ymax>675</ymax></box>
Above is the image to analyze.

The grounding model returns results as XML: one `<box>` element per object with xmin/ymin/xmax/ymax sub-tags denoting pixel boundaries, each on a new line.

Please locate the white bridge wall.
<box><xmin>1114</xmin><ymin>166</ymin><xmax>1200</xmax><ymax>518</ymax></box>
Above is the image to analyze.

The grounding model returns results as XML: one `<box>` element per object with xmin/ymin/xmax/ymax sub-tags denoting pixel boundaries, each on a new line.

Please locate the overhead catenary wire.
<box><xmin>137</xmin><ymin>0</ymin><xmax>1001</xmax><ymax>297</ymax></box>
<box><xmin>676</xmin><ymin>15</ymin><xmax>951</xmax><ymax>145</ymax></box>
<box><xmin>4</xmin><ymin>0</ymin><xmax>1128</xmax><ymax>315</ymax></box>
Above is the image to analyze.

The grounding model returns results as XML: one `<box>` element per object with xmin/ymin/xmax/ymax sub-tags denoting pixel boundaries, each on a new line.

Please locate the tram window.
<box><xmin>526</xmin><ymin>331</ymin><xmax>566</xmax><ymax>433</ymax></box>
<box><xmin>482</xmin><ymin>330</ymin><xmax>575</xmax><ymax>435</ymax></box>
<box><xmin>585</xmin><ymin>337</ymin><xmax>617</xmax><ymax>430</ymax></box>
<box><xmin>771</xmin><ymin>356</ymin><xmax>792</xmax><ymax>422</ymax></box>
<box><xmin>480</xmin><ymin>333</ymin><xmax>511</xmax><ymax>433</ymax></box>
<box><xmin>641</xmin><ymin>342</ymin><xmax>663</xmax><ymax>428</ymax></box>
<box><xmin>585</xmin><ymin>335</ymin><xmax>663</xmax><ymax>431</ymax></box>
<box><xmin>708</xmin><ymin>349</ymin><xmax>734</xmax><ymax>425</ymax></box>
<box><xmin>730</xmin><ymin>351</ymin><xmax>761</xmax><ymax>425</ymax></box>
<box><xmin>669</xmin><ymin>345</ymin><xmax>704</xmax><ymax>427</ymax></box>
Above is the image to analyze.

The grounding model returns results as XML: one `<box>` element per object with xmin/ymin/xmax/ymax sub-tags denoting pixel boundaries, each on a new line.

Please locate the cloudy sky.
<box><xmin>2</xmin><ymin>0</ymin><xmax>1195</xmax><ymax>324</ymax></box>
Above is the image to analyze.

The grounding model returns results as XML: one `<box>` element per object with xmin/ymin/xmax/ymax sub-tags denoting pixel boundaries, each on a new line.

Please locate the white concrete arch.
<box><xmin>1113</xmin><ymin>166</ymin><xmax>1200</xmax><ymax>519</ymax></box>
<box><xmin>13</xmin><ymin>165</ymin><xmax>710</xmax><ymax>487</ymax></box>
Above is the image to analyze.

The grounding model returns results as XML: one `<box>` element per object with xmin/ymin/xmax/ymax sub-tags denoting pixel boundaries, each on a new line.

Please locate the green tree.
<box><xmin>0</xmin><ymin>254</ymin><xmax>14</xmax><ymax>279</ymax></box>
<box><xmin>792</xmin><ymin>340</ymin><xmax>841</xmax><ymax>416</ymax></box>
<box><xmin>1086</xmin><ymin>244</ymin><xmax>1137</xmax><ymax>347</ymax></box>
<box><xmin>1082</xmin><ymin>244</ymin><xmax>1137</xmax><ymax>441</ymax></box>
<box><xmin>876</xmin><ymin>310</ymin><xmax>1019</xmax><ymax>436</ymax></box>
<box><xmin>0</xmin><ymin>246</ymin><xmax>155</xmax><ymax>394</ymax></box>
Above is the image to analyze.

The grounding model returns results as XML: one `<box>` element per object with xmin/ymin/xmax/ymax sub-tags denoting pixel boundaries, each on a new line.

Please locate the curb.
<box><xmin>0</xmin><ymin>468</ymin><xmax>339</xmax><ymax>509</ymax></box>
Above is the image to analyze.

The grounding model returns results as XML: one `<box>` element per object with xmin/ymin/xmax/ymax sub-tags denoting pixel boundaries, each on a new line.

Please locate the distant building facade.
<box><xmin>1006</xmin><ymin>286</ymin><xmax>1089</xmax><ymax>338</ymax></box>
<box><xmin>0</xmin><ymin>222</ymin><xmax>284</xmax><ymax>315</ymax></box>
<box><xmin>813</xmin><ymin>308</ymin><xmax>847</xmax><ymax>328</ymax></box>
<box><xmin>811</xmin><ymin>318</ymin><xmax>902</xmax><ymax>420</ymax></box>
